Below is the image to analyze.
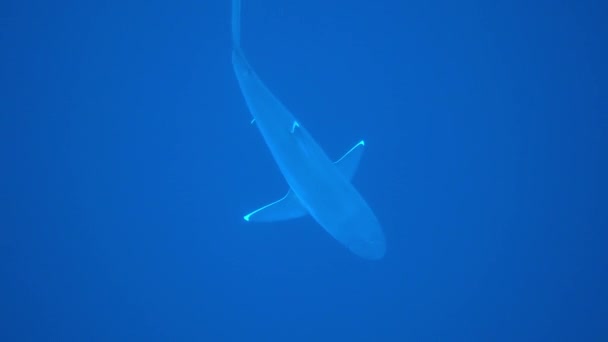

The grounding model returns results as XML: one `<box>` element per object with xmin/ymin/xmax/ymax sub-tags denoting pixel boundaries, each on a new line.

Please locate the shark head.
<box><xmin>339</xmin><ymin>211</ymin><xmax>387</xmax><ymax>260</ymax></box>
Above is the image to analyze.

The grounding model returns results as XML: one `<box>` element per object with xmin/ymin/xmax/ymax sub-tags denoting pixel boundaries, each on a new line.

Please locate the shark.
<box><xmin>230</xmin><ymin>0</ymin><xmax>386</xmax><ymax>260</ymax></box>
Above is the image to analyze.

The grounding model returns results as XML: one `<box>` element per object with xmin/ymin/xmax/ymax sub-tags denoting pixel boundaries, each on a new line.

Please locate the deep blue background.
<box><xmin>2</xmin><ymin>0</ymin><xmax>607</xmax><ymax>340</ymax></box>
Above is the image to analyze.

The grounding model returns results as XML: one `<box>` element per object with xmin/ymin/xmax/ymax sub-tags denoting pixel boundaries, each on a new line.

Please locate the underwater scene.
<box><xmin>2</xmin><ymin>0</ymin><xmax>606</xmax><ymax>340</ymax></box>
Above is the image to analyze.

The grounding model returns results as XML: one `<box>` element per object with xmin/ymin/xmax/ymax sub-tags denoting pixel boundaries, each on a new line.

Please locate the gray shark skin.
<box><xmin>231</xmin><ymin>0</ymin><xmax>386</xmax><ymax>260</ymax></box>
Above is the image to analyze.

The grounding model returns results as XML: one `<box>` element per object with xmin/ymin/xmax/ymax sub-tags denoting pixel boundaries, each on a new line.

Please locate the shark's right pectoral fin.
<box><xmin>243</xmin><ymin>190</ymin><xmax>307</xmax><ymax>222</ymax></box>
<box><xmin>334</xmin><ymin>140</ymin><xmax>365</xmax><ymax>180</ymax></box>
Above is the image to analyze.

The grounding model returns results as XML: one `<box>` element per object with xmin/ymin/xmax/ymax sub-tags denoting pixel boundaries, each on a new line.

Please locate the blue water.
<box><xmin>2</xmin><ymin>0</ymin><xmax>607</xmax><ymax>341</ymax></box>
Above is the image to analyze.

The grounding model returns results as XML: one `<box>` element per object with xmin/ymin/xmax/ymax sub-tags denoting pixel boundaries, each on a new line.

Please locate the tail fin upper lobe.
<box><xmin>231</xmin><ymin>0</ymin><xmax>241</xmax><ymax>49</ymax></box>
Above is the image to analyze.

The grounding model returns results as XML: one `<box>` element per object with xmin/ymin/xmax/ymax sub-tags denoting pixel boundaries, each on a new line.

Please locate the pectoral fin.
<box><xmin>334</xmin><ymin>140</ymin><xmax>365</xmax><ymax>180</ymax></box>
<box><xmin>244</xmin><ymin>190</ymin><xmax>307</xmax><ymax>222</ymax></box>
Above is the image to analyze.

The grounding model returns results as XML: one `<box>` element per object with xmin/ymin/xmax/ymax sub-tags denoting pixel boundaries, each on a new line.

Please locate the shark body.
<box><xmin>231</xmin><ymin>0</ymin><xmax>386</xmax><ymax>260</ymax></box>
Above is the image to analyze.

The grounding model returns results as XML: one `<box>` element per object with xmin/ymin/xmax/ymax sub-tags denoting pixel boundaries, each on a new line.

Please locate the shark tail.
<box><xmin>231</xmin><ymin>0</ymin><xmax>242</xmax><ymax>49</ymax></box>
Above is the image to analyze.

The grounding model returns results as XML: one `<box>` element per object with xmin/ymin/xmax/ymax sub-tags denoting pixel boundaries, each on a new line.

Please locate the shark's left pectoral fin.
<box><xmin>334</xmin><ymin>140</ymin><xmax>365</xmax><ymax>180</ymax></box>
<box><xmin>244</xmin><ymin>190</ymin><xmax>307</xmax><ymax>222</ymax></box>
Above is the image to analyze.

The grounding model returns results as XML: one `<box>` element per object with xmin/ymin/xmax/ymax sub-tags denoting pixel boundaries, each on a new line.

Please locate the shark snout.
<box><xmin>348</xmin><ymin>236</ymin><xmax>386</xmax><ymax>260</ymax></box>
<box><xmin>343</xmin><ymin>213</ymin><xmax>386</xmax><ymax>260</ymax></box>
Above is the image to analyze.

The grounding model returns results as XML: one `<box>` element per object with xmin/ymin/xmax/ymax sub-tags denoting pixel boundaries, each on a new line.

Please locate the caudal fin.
<box><xmin>231</xmin><ymin>0</ymin><xmax>241</xmax><ymax>48</ymax></box>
